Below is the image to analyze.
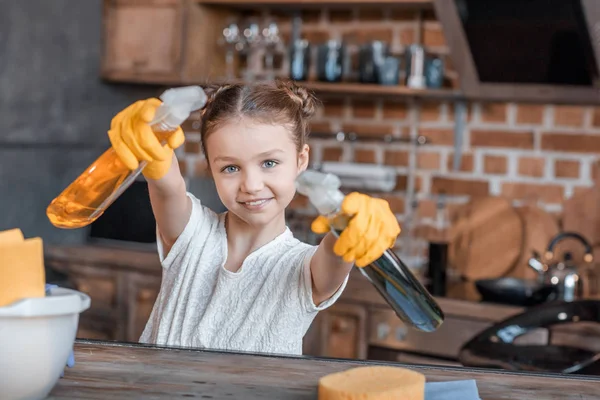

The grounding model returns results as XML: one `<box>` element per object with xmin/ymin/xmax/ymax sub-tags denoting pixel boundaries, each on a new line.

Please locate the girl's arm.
<box><xmin>308</xmin><ymin>192</ymin><xmax>401</xmax><ymax>305</ymax></box>
<box><xmin>309</xmin><ymin>233</ymin><xmax>354</xmax><ymax>305</ymax></box>
<box><xmin>146</xmin><ymin>153</ymin><xmax>192</xmax><ymax>255</ymax></box>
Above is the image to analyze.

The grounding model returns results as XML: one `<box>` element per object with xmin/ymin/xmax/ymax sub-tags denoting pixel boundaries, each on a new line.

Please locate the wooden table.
<box><xmin>47</xmin><ymin>340</ymin><xmax>600</xmax><ymax>399</ymax></box>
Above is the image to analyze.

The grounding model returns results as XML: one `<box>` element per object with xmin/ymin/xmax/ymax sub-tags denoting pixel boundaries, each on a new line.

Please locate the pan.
<box><xmin>475</xmin><ymin>277</ymin><xmax>556</xmax><ymax>306</ymax></box>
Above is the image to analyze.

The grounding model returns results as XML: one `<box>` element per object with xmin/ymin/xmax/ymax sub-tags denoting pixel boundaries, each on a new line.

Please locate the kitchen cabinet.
<box><xmin>43</xmin><ymin>245</ymin><xmax>536</xmax><ymax>365</ymax></box>
<box><xmin>101</xmin><ymin>0</ymin><xmax>230</xmax><ymax>84</ymax></box>
<box><xmin>303</xmin><ymin>303</ymin><xmax>367</xmax><ymax>359</ymax></box>
<box><xmin>45</xmin><ymin>246</ymin><xmax>162</xmax><ymax>342</ymax></box>
<box><xmin>126</xmin><ymin>274</ymin><xmax>161</xmax><ymax>342</ymax></box>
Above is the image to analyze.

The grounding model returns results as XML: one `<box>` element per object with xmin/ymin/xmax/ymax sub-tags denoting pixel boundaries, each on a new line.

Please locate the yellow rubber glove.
<box><xmin>311</xmin><ymin>192</ymin><xmax>401</xmax><ymax>267</ymax></box>
<box><xmin>108</xmin><ymin>98</ymin><xmax>185</xmax><ymax>180</ymax></box>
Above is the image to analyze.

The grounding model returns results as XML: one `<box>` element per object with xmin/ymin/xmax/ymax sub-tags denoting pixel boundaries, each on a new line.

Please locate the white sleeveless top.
<box><xmin>139</xmin><ymin>193</ymin><xmax>348</xmax><ymax>355</ymax></box>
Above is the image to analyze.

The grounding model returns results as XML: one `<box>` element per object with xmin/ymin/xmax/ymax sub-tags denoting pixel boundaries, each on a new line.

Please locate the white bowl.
<box><xmin>0</xmin><ymin>287</ymin><xmax>90</xmax><ymax>400</ymax></box>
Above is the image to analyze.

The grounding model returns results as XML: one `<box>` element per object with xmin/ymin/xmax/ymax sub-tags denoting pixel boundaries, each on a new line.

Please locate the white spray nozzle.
<box><xmin>295</xmin><ymin>170</ymin><xmax>345</xmax><ymax>215</ymax></box>
<box><xmin>150</xmin><ymin>86</ymin><xmax>208</xmax><ymax>131</ymax></box>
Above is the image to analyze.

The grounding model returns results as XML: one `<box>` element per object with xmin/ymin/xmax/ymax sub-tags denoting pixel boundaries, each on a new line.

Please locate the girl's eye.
<box><xmin>222</xmin><ymin>165</ymin><xmax>239</xmax><ymax>174</ymax></box>
<box><xmin>263</xmin><ymin>160</ymin><xmax>278</xmax><ymax>169</ymax></box>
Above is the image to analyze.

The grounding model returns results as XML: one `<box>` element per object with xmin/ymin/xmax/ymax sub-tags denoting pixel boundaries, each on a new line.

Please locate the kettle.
<box><xmin>528</xmin><ymin>232</ymin><xmax>595</xmax><ymax>302</ymax></box>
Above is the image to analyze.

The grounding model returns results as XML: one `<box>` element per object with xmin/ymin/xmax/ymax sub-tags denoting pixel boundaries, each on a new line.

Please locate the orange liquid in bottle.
<box><xmin>46</xmin><ymin>148</ymin><xmax>135</xmax><ymax>229</ymax></box>
<box><xmin>46</xmin><ymin>84</ymin><xmax>208</xmax><ymax>229</ymax></box>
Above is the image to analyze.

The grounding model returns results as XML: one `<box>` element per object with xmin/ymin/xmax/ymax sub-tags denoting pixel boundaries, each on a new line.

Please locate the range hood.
<box><xmin>434</xmin><ymin>0</ymin><xmax>600</xmax><ymax>104</ymax></box>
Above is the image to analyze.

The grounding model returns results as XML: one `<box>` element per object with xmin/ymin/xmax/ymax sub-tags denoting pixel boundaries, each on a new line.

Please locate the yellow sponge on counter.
<box><xmin>0</xmin><ymin>228</ymin><xmax>45</xmax><ymax>307</ymax></box>
<box><xmin>318</xmin><ymin>366</ymin><xmax>425</xmax><ymax>400</ymax></box>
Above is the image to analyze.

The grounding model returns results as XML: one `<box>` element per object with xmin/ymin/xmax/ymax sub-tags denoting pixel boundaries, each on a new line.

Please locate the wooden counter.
<box><xmin>48</xmin><ymin>340</ymin><xmax>600</xmax><ymax>399</ymax></box>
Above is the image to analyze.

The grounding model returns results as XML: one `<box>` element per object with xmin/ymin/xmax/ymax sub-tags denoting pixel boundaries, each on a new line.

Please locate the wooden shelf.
<box><xmin>196</xmin><ymin>0</ymin><xmax>432</xmax><ymax>8</ymax></box>
<box><xmin>285</xmin><ymin>81</ymin><xmax>463</xmax><ymax>101</ymax></box>
<box><xmin>208</xmin><ymin>79</ymin><xmax>462</xmax><ymax>100</ymax></box>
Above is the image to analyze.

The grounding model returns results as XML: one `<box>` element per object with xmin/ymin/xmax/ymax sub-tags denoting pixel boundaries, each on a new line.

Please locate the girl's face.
<box><xmin>205</xmin><ymin>118</ymin><xmax>309</xmax><ymax>228</ymax></box>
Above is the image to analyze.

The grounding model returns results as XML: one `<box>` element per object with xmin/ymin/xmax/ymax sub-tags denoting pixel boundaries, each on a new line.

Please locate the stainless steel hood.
<box><xmin>434</xmin><ymin>0</ymin><xmax>600</xmax><ymax>104</ymax></box>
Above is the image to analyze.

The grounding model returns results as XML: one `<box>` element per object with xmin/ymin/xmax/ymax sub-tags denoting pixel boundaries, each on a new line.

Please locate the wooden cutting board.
<box><xmin>511</xmin><ymin>204</ymin><xmax>560</xmax><ymax>280</ymax></box>
<box><xmin>448</xmin><ymin>197</ymin><xmax>525</xmax><ymax>281</ymax></box>
<box><xmin>561</xmin><ymin>161</ymin><xmax>600</xmax><ymax>263</ymax></box>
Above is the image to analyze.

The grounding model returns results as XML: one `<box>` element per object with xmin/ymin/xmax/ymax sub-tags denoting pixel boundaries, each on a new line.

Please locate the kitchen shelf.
<box><xmin>287</xmin><ymin>81</ymin><xmax>463</xmax><ymax>101</ymax></box>
<box><xmin>214</xmin><ymin>79</ymin><xmax>462</xmax><ymax>100</ymax></box>
<box><xmin>196</xmin><ymin>0</ymin><xmax>432</xmax><ymax>7</ymax></box>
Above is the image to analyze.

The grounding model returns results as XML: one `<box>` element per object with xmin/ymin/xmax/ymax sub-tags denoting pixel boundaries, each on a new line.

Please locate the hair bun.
<box><xmin>277</xmin><ymin>80</ymin><xmax>319</xmax><ymax>119</ymax></box>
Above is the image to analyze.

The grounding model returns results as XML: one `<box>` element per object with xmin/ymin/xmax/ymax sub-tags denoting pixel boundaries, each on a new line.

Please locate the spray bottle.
<box><xmin>296</xmin><ymin>170</ymin><xmax>444</xmax><ymax>332</ymax></box>
<box><xmin>46</xmin><ymin>86</ymin><xmax>207</xmax><ymax>229</ymax></box>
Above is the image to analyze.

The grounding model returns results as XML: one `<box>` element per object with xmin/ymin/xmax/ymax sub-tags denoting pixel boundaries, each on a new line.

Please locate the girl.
<box><xmin>108</xmin><ymin>80</ymin><xmax>400</xmax><ymax>355</ymax></box>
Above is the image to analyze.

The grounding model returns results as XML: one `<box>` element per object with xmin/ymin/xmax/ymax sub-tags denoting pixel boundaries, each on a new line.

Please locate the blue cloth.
<box><xmin>425</xmin><ymin>380</ymin><xmax>481</xmax><ymax>400</ymax></box>
<box><xmin>45</xmin><ymin>284</ymin><xmax>75</xmax><ymax>376</ymax></box>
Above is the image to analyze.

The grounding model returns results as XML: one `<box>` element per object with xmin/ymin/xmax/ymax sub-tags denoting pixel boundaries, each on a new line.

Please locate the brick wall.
<box><xmin>177</xmin><ymin>6</ymin><xmax>600</xmax><ymax>253</ymax></box>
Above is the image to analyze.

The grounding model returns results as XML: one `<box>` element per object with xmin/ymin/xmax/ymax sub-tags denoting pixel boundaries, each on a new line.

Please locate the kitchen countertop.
<box><xmin>48</xmin><ymin>340</ymin><xmax>600</xmax><ymax>399</ymax></box>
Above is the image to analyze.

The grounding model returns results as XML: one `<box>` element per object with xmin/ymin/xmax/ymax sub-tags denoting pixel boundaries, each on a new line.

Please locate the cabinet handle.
<box><xmin>78</xmin><ymin>282</ymin><xmax>90</xmax><ymax>294</ymax></box>
<box><xmin>137</xmin><ymin>289</ymin><xmax>155</xmax><ymax>302</ymax></box>
<box><xmin>332</xmin><ymin>318</ymin><xmax>350</xmax><ymax>333</ymax></box>
<box><xmin>395</xmin><ymin>326</ymin><xmax>407</xmax><ymax>341</ymax></box>
<box><xmin>377</xmin><ymin>323</ymin><xmax>390</xmax><ymax>340</ymax></box>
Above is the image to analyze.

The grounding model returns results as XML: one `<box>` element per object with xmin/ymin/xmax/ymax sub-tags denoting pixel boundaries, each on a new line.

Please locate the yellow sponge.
<box><xmin>0</xmin><ymin>228</ymin><xmax>45</xmax><ymax>307</ymax></box>
<box><xmin>318</xmin><ymin>366</ymin><xmax>426</xmax><ymax>400</ymax></box>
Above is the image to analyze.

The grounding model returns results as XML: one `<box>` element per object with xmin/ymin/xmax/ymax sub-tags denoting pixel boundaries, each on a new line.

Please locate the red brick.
<box><xmin>184</xmin><ymin>141</ymin><xmax>201</xmax><ymax>154</ymax></box>
<box><xmin>342</xmin><ymin>28</ymin><xmax>393</xmax><ymax>44</ymax></box>
<box><xmin>480</xmin><ymin>103</ymin><xmax>507</xmax><ymax>123</ymax></box>
<box><xmin>322</xmin><ymin>147</ymin><xmax>343</xmax><ymax>162</ymax></box>
<box><xmin>554</xmin><ymin>106</ymin><xmax>585</xmax><ymax>127</ymax></box>
<box><xmin>484</xmin><ymin>155</ymin><xmax>507</xmax><ymax>174</ymax></box>
<box><xmin>353</xmin><ymin>149</ymin><xmax>376</xmax><ymax>164</ymax></box>
<box><xmin>351</xmin><ymin>100</ymin><xmax>376</xmax><ymax>119</ymax></box>
<box><xmin>322</xmin><ymin>98</ymin><xmax>345</xmax><ymax>117</ymax></box>
<box><xmin>592</xmin><ymin>108</ymin><xmax>600</xmax><ymax>127</ymax></box>
<box><xmin>417</xmin><ymin>152</ymin><xmax>441</xmax><ymax>170</ymax></box>
<box><xmin>379</xmin><ymin>195</ymin><xmax>405</xmax><ymax>214</ymax></box>
<box><xmin>399</xmin><ymin>27</ymin><xmax>416</xmax><ymax>46</ymax></box>
<box><xmin>593</xmin><ymin>161</ymin><xmax>600</xmax><ymax>182</ymax></box>
<box><xmin>420</xmin><ymin>102</ymin><xmax>442</xmax><ymax>122</ymax></box>
<box><xmin>502</xmin><ymin>183</ymin><xmax>564</xmax><ymax>203</ymax></box>
<box><xmin>341</xmin><ymin>123</ymin><xmax>395</xmax><ymax>137</ymax></box>
<box><xmin>573</xmin><ymin>186</ymin><xmax>592</xmax><ymax>197</ymax></box>
<box><xmin>447</xmin><ymin>153</ymin><xmax>474</xmax><ymax>172</ymax></box>
<box><xmin>516</xmin><ymin>104</ymin><xmax>545</xmax><ymax>125</ymax></box>
<box><xmin>554</xmin><ymin>160</ymin><xmax>580</xmax><ymax>179</ymax></box>
<box><xmin>423</xmin><ymin>25</ymin><xmax>446</xmax><ymax>47</ymax></box>
<box><xmin>431</xmin><ymin>177</ymin><xmax>489</xmax><ymax>197</ymax></box>
<box><xmin>471</xmin><ymin>129</ymin><xmax>534</xmax><ymax>149</ymax></box>
<box><xmin>518</xmin><ymin>157</ymin><xmax>545</xmax><ymax>177</ymax></box>
<box><xmin>394</xmin><ymin>175</ymin><xmax>422</xmax><ymax>192</ymax></box>
<box><xmin>384</xmin><ymin>150</ymin><xmax>409</xmax><ymax>166</ymax></box>
<box><xmin>382</xmin><ymin>101</ymin><xmax>408</xmax><ymax>120</ymax></box>
<box><xmin>541</xmin><ymin>133</ymin><xmax>600</xmax><ymax>153</ymax></box>
<box><xmin>309</xmin><ymin>121</ymin><xmax>332</xmax><ymax>134</ymax></box>
<box><xmin>417</xmin><ymin>199</ymin><xmax>437</xmax><ymax>219</ymax></box>
<box><xmin>419</xmin><ymin>128</ymin><xmax>454</xmax><ymax>146</ymax></box>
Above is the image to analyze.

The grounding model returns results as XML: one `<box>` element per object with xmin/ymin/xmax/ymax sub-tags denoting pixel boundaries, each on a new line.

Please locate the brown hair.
<box><xmin>200</xmin><ymin>80</ymin><xmax>320</xmax><ymax>162</ymax></box>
